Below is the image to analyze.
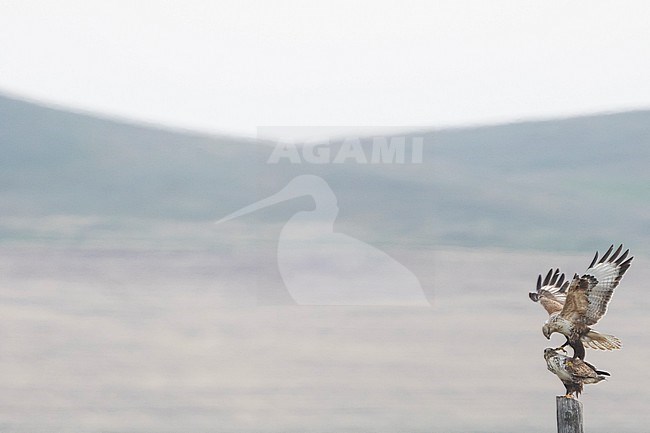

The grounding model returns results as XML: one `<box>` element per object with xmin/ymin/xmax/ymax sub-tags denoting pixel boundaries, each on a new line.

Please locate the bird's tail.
<box><xmin>581</xmin><ymin>330</ymin><xmax>621</xmax><ymax>350</ymax></box>
<box><xmin>585</xmin><ymin>361</ymin><xmax>611</xmax><ymax>377</ymax></box>
<box><xmin>583</xmin><ymin>367</ymin><xmax>609</xmax><ymax>384</ymax></box>
<box><xmin>592</xmin><ymin>374</ymin><xmax>609</xmax><ymax>384</ymax></box>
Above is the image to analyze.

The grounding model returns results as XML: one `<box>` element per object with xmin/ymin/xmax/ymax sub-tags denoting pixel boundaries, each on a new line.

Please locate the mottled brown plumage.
<box><xmin>530</xmin><ymin>245</ymin><xmax>632</xmax><ymax>359</ymax></box>
<box><xmin>544</xmin><ymin>348</ymin><xmax>609</xmax><ymax>397</ymax></box>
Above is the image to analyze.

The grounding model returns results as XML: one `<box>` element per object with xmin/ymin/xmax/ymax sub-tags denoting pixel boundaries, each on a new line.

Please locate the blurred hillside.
<box><xmin>1</xmin><ymin>93</ymin><xmax>649</xmax><ymax>252</ymax></box>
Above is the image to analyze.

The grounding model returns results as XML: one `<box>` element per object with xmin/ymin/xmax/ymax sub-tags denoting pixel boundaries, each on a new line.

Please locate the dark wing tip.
<box><xmin>543</xmin><ymin>268</ymin><xmax>553</xmax><ymax>286</ymax></box>
<box><xmin>599</xmin><ymin>244</ymin><xmax>615</xmax><ymax>264</ymax></box>
<box><xmin>549</xmin><ymin>268</ymin><xmax>561</xmax><ymax>285</ymax></box>
<box><xmin>610</xmin><ymin>244</ymin><xmax>623</xmax><ymax>262</ymax></box>
<box><xmin>560</xmin><ymin>280</ymin><xmax>570</xmax><ymax>292</ymax></box>
<box><xmin>584</xmin><ymin>360</ymin><xmax>609</xmax><ymax>375</ymax></box>
<box><xmin>619</xmin><ymin>255</ymin><xmax>634</xmax><ymax>274</ymax></box>
<box><xmin>588</xmin><ymin>250</ymin><xmax>599</xmax><ymax>269</ymax></box>
<box><xmin>594</xmin><ymin>244</ymin><xmax>633</xmax><ymax>267</ymax></box>
<box><xmin>615</xmin><ymin>249</ymin><xmax>630</xmax><ymax>265</ymax></box>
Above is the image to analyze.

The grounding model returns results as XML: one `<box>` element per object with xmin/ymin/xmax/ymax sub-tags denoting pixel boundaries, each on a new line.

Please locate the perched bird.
<box><xmin>529</xmin><ymin>244</ymin><xmax>633</xmax><ymax>359</ymax></box>
<box><xmin>544</xmin><ymin>348</ymin><xmax>609</xmax><ymax>398</ymax></box>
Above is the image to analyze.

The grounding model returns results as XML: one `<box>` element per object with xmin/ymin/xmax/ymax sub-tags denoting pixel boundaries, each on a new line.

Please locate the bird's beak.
<box><xmin>216</xmin><ymin>183</ymin><xmax>300</xmax><ymax>224</ymax></box>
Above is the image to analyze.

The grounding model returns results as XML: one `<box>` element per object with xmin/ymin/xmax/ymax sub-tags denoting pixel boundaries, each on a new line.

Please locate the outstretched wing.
<box><xmin>581</xmin><ymin>244</ymin><xmax>633</xmax><ymax>325</ymax></box>
<box><xmin>561</xmin><ymin>244</ymin><xmax>633</xmax><ymax>326</ymax></box>
<box><xmin>529</xmin><ymin>268</ymin><xmax>569</xmax><ymax>315</ymax></box>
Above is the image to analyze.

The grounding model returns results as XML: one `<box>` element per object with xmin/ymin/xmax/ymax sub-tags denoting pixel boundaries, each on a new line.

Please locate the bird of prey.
<box><xmin>529</xmin><ymin>244</ymin><xmax>633</xmax><ymax>360</ymax></box>
<box><xmin>544</xmin><ymin>348</ymin><xmax>609</xmax><ymax>398</ymax></box>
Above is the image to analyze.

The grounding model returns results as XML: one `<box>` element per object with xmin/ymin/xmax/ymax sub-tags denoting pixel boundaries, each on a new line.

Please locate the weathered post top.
<box><xmin>556</xmin><ymin>396</ymin><xmax>584</xmax><ymax>433</ymax></box>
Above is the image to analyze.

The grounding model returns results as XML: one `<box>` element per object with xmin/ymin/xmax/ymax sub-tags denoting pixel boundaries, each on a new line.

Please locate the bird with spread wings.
<box><xmin>529</xmin><ymin>244</ymin><xmax>633</xmax><ymax>360</ymax></box>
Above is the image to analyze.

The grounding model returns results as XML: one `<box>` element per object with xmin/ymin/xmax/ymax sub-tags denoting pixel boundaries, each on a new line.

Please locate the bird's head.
<box><xmin>542</xmin><ymin>323</ymin><xmax>552</xmax><ymax>339</ymax></box>
<box><xmin>544</xmin><ymin>347</ymin><xmax>557</xmax><ymax>360</ymax></box>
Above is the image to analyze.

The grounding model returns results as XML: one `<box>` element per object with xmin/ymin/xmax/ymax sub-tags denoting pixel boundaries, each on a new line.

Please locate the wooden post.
<box><xmin>556</xmin><ymin>396</ymin><xmax>584</xmax><ymax>433</ymax></box>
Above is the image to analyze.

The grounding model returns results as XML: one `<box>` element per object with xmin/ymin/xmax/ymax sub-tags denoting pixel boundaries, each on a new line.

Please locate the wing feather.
<box><xmin>560</xmin><ymin>244</ymin><xmax>633</xmax><ymax>326</ymax></box>
<box><xmin>566</xmin><ymin>358</ymin><xmax>599</xmax><ymax>380</ymax></box>
<box><xmin>560</xmin><ymin>275</ymin><xmax>590</xmax><ymax>326</ymax></box>
<box><xmin>529</xmin><ymin>268</ymin><xmax>569</xmax><ymax>315</ymax></box>
<box><xmin>581</xmin><ymin>244</ymin><xmax>633</xmax><ymax>325</ymax></box>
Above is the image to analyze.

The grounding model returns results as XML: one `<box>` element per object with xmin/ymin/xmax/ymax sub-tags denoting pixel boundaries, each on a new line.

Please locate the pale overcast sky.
<box><xmin>1</xmin><ymin>0</ymin><xmax>650</xmax><ymax>139</ymax></box>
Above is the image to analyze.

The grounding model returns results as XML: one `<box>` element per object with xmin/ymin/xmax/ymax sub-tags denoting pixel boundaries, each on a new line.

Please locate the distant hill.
<box><xmin>1</xmin><ymin>92</ymin><xmax>649</xmax><ymax>252</ymax></box>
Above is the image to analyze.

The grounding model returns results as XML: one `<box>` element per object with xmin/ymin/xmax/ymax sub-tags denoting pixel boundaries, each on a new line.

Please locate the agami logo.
<box><xmin>267</xmin><ymin>136</ymin><xmax>424</xmax><ymax>164</ymax></box>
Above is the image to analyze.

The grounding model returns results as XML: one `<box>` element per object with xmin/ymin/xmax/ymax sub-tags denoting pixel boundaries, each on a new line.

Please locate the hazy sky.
<box><xmin>1</xmin><ymin>0</ymin><xmax>650</xmax><ymax>139</ymax></box>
